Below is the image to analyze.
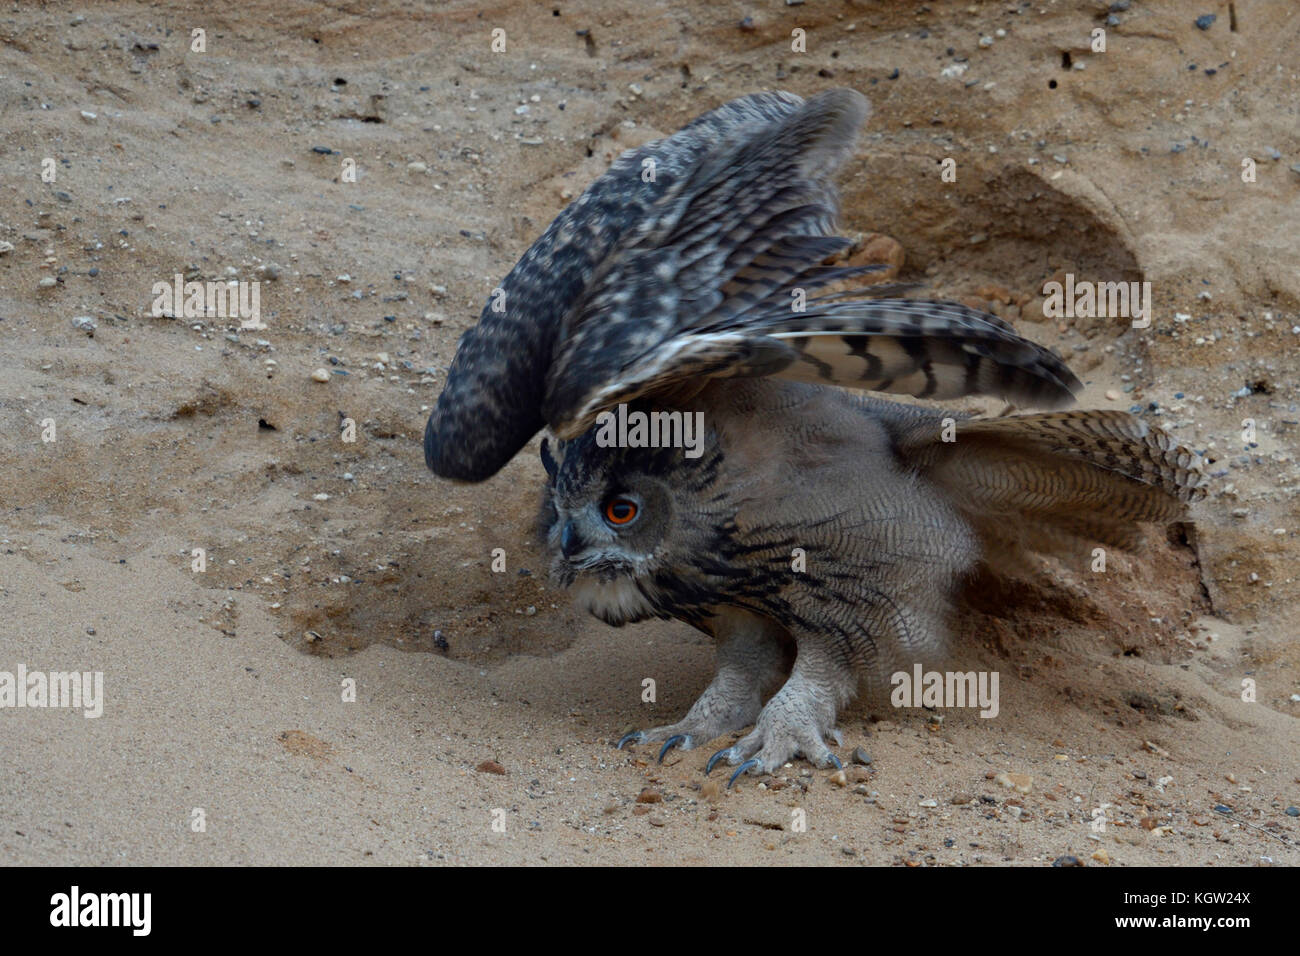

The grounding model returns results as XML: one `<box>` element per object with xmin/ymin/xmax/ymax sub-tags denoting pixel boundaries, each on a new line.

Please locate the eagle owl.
<box><xmin>424</xmin><ymin>89</ymin><xmax>1205</xmax><ymax>783</ymax></box>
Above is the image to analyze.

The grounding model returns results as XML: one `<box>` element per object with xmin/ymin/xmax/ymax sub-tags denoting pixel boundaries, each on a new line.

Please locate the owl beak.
<box><xmin>560</xmin><ymin>520</ymin><xmax>584</xmax><ymax>558</ymax></box>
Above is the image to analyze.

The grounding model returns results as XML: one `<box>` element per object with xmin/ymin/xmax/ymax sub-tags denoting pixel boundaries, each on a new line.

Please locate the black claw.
<box><xmin>727</xmin><ymin>758</ymin><xmax>761</xmax><ymax>788</ymax></box>
<box><xmin>704</xmin><ymin>747</ymin><xmax>733</xmax><ymax>776</ymax></box>
<box><xmin>657</xmin><ymin>735</ymin><xmax>688</xmax><ymax>763</ymax></box>
<box><xmin>616</xmin><ymin>731</ymin><xmax>644</xmax><ymax>750</ymax></box>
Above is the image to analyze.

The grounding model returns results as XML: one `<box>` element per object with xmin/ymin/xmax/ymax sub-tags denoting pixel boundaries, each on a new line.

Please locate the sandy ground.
<box><xmin>2</xmin><ymin>0</ymin><xmax>1298</xmax><ymax>865</ymax></box>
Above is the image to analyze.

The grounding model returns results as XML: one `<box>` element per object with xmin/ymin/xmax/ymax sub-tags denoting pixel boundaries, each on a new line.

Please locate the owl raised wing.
<box><xmin>424</xmin><ymin>88</ymin><xmax>1080</xmax><ymax>479</ymax></box>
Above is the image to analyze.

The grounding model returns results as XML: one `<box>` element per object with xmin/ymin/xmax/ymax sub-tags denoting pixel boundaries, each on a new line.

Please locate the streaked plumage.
<box><xmin>425</xmin><ymin>89</ymin><xmax>1206</xmax><ymax>778</ymax></box>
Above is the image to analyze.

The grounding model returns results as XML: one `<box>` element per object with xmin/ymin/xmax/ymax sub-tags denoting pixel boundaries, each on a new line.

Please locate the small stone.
<box><xmin>80</xmin><ymin>110</ymin><xmax>97</xmax><ymax>122</ymax></box>
<box><xmin>1091</xmin><ymin>849</ymin><xmax>1110</xmax><ymax>865</ymax></box>
<box><xmin>635</xmin><ymin>787</ymin><xmax>663</xmax><ymax>804</ymax></box>
<box><xmin>38</xmin><ymin>277</ymin><xmax>57</xmax><ymax>289</ymax></box>
<box><xmin>407</xmin><ymin>161</ymin><xmax>427</xmax><ymax>173</ymax></box>
<box><xmin>852</xmin><ymin>747</ymin><xmax>873</xmax><ymax>766</ymax></box>
<box><xmin>647</xmin><ymin>811</ymin><xmax>667</xmax><ymax>827</ymax></box>
<box><xmin>919</xmin><ymin>798</ymin><xmax>938</xmax><ymax>808</ymax></box>
<box><xmin>310</xmin><ymin>368</ymin><xmax>331</xmax><ymax>382</ymax></box>
<box><xmin>71</xmin><ymin>315</ymin><xmax>97</xmax><ymax>332</ymax></box>
<box><xmin>475</xmin><ymin>759</ymin><xmax>507</xmax><ymax>775</ymax></box>
<box><xmin>995</xmin><ymin>771</ymin><xmax>1033</xmax><ymax>794</ymax></box>
<box><xmin>85</xmin><ymin>627</ymin><xmax>96</xmax><ymax>635</ymax></box>
<box><xmin>1285</xmin><ymin>806</ymin><xmax>1299</xmax><ymax>817</ymax></box>
<box><xmin>0</xmin><ymin>240</ymin><xmax>13</xmax><ymax>255</ymax></box>
<box><xmin>1052</xmin><ymin>855</ymin><xmax>1083</xmax><ymax>867</ymax></box>
<box><xmin>950</xmin><ymin>792</ymin><xmax>973</xmax><ymax>805</ymax></box>
<box><xmin>524</xmin><ymin>605</ymin><xmax>536</xmax><ymax>616</ymax></box>
<box><xmin>1194</xmin><ymin>13</ymin><xmax>1215</xmax><ymax>30</ymax></box>
<box><xmin>1213</xmin><ymin>804</ymin><xmax>1233</xmax><ymax>814</ymax></box>
<box><xmin>1106</xmin><ymin>389</ymin><xmax>1120</xmax><ymax>401</ymax></box>
<box><xmin>1020</xmin><ymin>297</ymin><xmax>1047</xmax><ymax>323</ymax></box>
<box><xmin>975</xmin><ymin>284</ymin><xmax>1013</xmax><ymax>305</ymax></box>
<box><xmin>846</xmin><ymin>234</ymin><xmax>904</xmax><ymax>280</ymax></box>
<box><xmin>829</xmin><ymin>769</ymin><xmax>848</xmax><ymax>787</ymax></box>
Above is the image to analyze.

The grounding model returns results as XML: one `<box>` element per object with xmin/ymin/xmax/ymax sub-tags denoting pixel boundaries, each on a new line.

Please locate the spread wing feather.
<box><xmin>427</xmin><ymin>88</ymin><xmax>1080</xmax><ymax>479</ymax></box>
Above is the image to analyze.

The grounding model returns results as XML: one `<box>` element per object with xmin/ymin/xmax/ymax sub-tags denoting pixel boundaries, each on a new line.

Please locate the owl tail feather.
<box><xmin>897</xmin><ymin>410</ymin><xmax>1207</xmax><ymax>556</ymax></box>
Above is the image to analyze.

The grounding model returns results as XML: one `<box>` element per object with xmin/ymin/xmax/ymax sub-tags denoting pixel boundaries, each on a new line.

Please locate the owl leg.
<box><xmin>616</xmin><ymin>612</ymin><xmax>790</xmax><ymax>759</ymax></box>
<box><xmin>706</xmin><ymin>637</ymin><xmax>853</xmax><ymax>780</ymax></box>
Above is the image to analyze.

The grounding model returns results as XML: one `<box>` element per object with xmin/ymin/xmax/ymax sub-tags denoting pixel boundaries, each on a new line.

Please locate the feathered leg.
<box><xmin>617</xmin><ymin>610</ymin><xmax>790</xmax><ymax>760</ymax></box>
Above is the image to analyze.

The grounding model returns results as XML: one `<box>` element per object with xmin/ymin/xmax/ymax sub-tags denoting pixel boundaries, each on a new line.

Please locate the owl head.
<box><xmin>537</xmin><ymin>420</ymin><xmax>732</xmax><ymax>627</ymax></box>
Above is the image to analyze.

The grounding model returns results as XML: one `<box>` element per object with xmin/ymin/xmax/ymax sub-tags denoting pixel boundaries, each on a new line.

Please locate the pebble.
<box><xmin>828</xmin><ymin>769</ymin><xmax>848</xmax><ymax>787</ymax></box>
<box><xmin>1194</xmin><ymin>13</ymin><xmax>1215</xmax><ymax>30</ymax></box>
<box><xmin>1052</xmin><ymin>855</ymin><xmax>1083</xmax><ymax>867</ymax></box>
<box><xmin>38</xmin><ymin>277</ymin><xmax>57</xmax><ymax>289</ymax></box>
<box><xmin>1213</xmin><ymin>804</ymin><xmax>1233</xmax><ymax>814</ymax></box>
<box><xmin>310</xmin><ymin>368</ymin><xmax>331</xmax><ymax>382</ymax></box>
<box><xmin>918</xmin><ymin>798</ymin><xmax>938</xmax><ymax>807</ymax></box>
<box><xmin>71</xmin><ymin>315</ymin><xmax>96</xmax><ymax>332</ymax></box>
<box><xmin>80</xmin><ymin>110</ymin><xmax>97</xmax><ymax>122</ymax></box>
<box><xmin>1105</xmin><ymin>389</ymin><xmax>1120</xmax><ymax>400</ymax></box>
<box><xmin>1091</xmin><ymin>849</ymin><xmax>1110</xmax><ymax>865</ymax></box>
<box><xmin>407</xmin><ymin>161</ymin><xmax>427</xmax><ymax>173</ymax></box>
<box><xmin>950</xmin><ymin>792</ymin><xmax>973</xmax><ymax>805</ymax></box>
<box><xmin>0</xmin><ymin>240</ymin><xmax>13</xmax><ymax>255</ymax></box>
<box><xmin>1286</xmin><ymin>807</ymin><xmax>1299</xmax><ymax>817</ymax></box>
<box><xmin>475</xmin><ymin>759</ymin><xmax>506</xmax><ymax>775</ymax></box>
<box><xmin>635</xmin><ymin>787</ymin><xmax>663</xmax><ymax>804</ymax></box>
<box><xmin>852</xmin><ymin>746</ymin><xmax>872</xmax><ymax>765</ymax></box>
<box><xmin>995</xmin><ymin>771</ymin><xmax>1033</xmax><ymax>793</ymax></box>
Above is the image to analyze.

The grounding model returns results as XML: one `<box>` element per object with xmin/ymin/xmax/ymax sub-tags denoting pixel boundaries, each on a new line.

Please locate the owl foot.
<box><xmin>614</xmin><ymin>700</ymin><xmax>758</xmax><ymax>762</ymax></box>
<box><xmin>703</xmin><ymin>671</ymin><xmax>845</xmax><ymax>783</ymax></box>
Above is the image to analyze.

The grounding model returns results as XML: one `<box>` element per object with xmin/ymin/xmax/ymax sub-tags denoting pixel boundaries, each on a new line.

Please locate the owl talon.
<box><xmin>616</xmin><ymin>731</ymin><xmax>646</xmax><ymax>750</ymax></box>
<box><xmin>828</xmin><ymin>752</ymin><xmax>843</xmax><ymax>771</ymax></box>
<box><xmin>658</xmin><ymin>734</ymin><xmax>691</xmax><ymax>762</ymax></box>
<box><xmin>727</xmin><ymin>758</ymin><xmax>762</xmax><ymax>788</ymax></box>
<box><xmin>705</xmin><ymin>746</ymin><xmax>739</xmax><ymax>775</ymax></box>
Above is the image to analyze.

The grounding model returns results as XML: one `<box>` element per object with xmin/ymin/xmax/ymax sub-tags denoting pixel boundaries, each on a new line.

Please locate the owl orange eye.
<box><xmin>604</xmin><ymin>497</ymin><xmax>639</xmax><ymax>526</ymax></box>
